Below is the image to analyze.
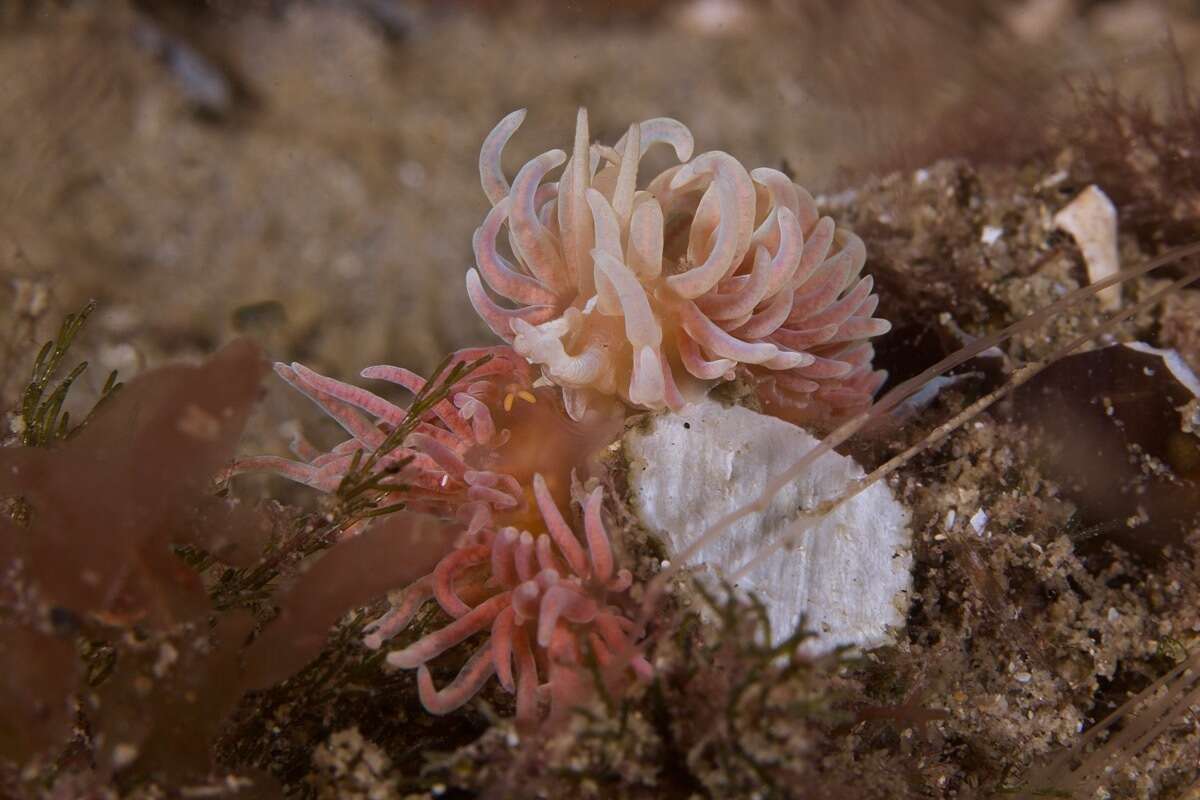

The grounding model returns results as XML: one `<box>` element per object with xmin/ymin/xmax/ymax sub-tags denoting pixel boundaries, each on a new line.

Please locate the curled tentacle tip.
<box><xmin>473</xmin><ymin>108</ymin><xmax>891</xmax><ymax>419</ymax></box>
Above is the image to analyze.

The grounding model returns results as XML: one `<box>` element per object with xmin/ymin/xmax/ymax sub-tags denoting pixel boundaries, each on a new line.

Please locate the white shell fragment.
<box><xmin>622</xmin><ymin>399</ymin><xmax>912</xmax><ymax>654</ymax></box>
<box><xmin>1054</xmin><ymin>185</ymin><xmax>1121</xmax><ymax>311</ymax></box>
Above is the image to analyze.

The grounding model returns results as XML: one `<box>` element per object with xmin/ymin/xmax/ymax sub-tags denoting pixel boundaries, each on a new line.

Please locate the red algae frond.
<box><xmin>468</xmin><ymin>108</ymin><xmax>891</xmax><ymax>424</ymax></box>
<box><xmin>364</xmin><ymin>475</ymin><xmax>650</xmax><ymax>727</ymax></box>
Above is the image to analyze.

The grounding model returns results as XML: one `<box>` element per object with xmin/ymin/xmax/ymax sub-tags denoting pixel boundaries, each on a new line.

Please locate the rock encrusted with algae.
<box><xmin>622</xmin><ymin>398</ymin><xmax>912</xmax><ymax>653</ymax></box>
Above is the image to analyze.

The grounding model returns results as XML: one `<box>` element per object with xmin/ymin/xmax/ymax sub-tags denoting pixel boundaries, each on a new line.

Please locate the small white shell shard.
<box><xmin>1054</xmin><ymin>185</ymin><xmax>1120</xmax><ymax>311</ymax></box>
<box><xmin>622</xmin><ymin>399</ymin><xmax>913</xmax><ymax>654</ymax></box>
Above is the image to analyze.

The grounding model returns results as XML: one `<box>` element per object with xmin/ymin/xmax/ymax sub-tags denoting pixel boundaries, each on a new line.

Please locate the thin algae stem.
<box><xmin>1016</xmin><ymin>648</ymin><xmax>1200</xmax><ymax>798</ymax></box>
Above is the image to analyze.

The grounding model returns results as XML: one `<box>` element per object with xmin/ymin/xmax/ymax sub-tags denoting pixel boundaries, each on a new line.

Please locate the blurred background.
<box><xmin>0</xmin><ymin>0</ymin><xmax>1196</xmax><ymax>393</ymax></box>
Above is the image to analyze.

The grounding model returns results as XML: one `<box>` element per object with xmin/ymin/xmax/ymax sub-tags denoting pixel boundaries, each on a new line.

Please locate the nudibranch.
<box><xmin>364</xmin><ymin>475</ymin><xmax>650</xmax><ymax>726</ymax></box>
<box><xmin>467</xmin><ymin>108</ymin><xmax>891</xmax><ymax>424</ymax></box>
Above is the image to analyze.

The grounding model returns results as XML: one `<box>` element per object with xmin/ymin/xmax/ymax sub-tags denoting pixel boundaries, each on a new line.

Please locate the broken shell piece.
<box><xmin>1054</xmin><ymin>185</ymin><xmax>1120</xmax><ymax>311</ymax></box>
<box><xmin>622</xmin><ymin>399</ymin><xmax>912</xmax><ymax>653</ymax></box>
